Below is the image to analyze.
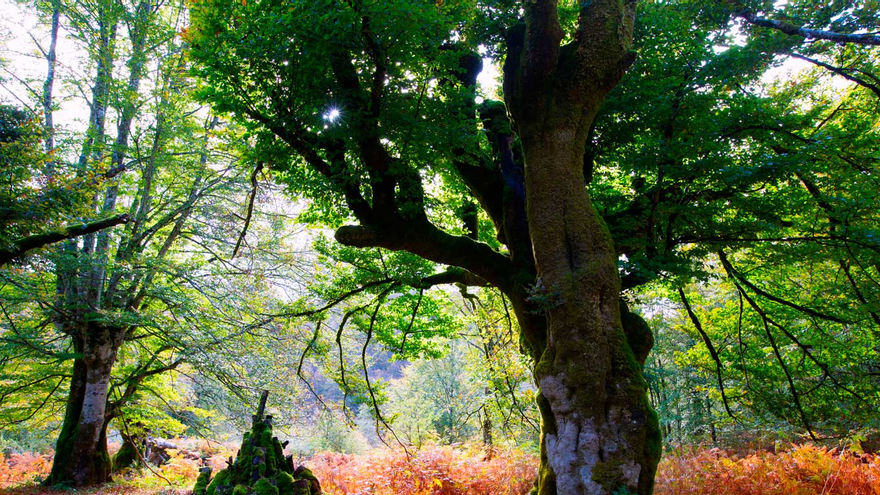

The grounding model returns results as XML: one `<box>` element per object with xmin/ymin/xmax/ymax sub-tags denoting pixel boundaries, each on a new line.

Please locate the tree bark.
<box><xmin>518</xmin><ymin>132</ymin><xmax>660</xmax><ymax>494</ymax></box>
<box><xmin>501</xmin><ymin>2</ymin><xmax>660</xmax><ymax>493</ymax></box>
<box><xmin>45</xmin><ymin>327</ymin><xmax>124</xmax><ymax>486</ymax></box>
<box><xmin>46</xmin><ymin>2</ymin><xmax>152</xmax><ymax>486</ymax></box>
<box><xmin>197</xmin><ymin>1</ymin><xmax>660</xmax><ymax>492</ymax></box>
<box><xmin>111</xmin><ymin>432</ymin><xmax>141</xmax><ymax>473</ymax></box>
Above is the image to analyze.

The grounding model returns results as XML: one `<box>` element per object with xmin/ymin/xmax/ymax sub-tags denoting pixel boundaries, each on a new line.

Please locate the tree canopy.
<box><xmin>0</xmin><ymin>0</ymin><xmax>878</xmax><ymax>494</ymax></box>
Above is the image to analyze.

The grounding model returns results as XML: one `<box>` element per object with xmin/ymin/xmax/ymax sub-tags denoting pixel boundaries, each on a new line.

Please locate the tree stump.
<box><xmin>194</xmin><ymin>392</ymin><xmax>321</xmax><ymax>495</ymax></box>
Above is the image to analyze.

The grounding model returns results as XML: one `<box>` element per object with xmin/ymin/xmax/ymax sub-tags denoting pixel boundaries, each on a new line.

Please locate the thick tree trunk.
<box><xmin>495</xmin><ymin>2</ymin><xmax>659</xmax><ymax>492</ymax></box>
<box><xmin>45</xmin><ymin>328</ymin><xmax>123</xmax><ymax>486</ymax></box>
<box><xmin>519</xmin><ymin>131</ymin><xmax>660</xmax><ymax>495</ymax></box>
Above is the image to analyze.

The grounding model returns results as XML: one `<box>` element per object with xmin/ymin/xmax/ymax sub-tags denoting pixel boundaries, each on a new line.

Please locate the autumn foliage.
<box><xmin>655</xmin><ymin>445</ymin><xmax>880</xmax><ymax>495</ymax></box>
<box><xmin>2</xmin><ymin>444</ymin><xmax>880</xmax><ymax>495</ymax></box>
<box><xmin>0</xmin><ymin>453</ymin><xmax>51</xmax><ymax>488</ymax></box>
<box><xmin>308</xmin><ymin>446</ymin><xmax>537</xmax><ymax>495</ymax></box>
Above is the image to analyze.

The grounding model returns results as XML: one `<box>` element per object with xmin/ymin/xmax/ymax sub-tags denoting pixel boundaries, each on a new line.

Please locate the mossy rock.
<box><xmin>254</xmin><ymin>478</ymin><xmax>278</xmax><ymax>495</ymax></box>
<box><xmin>194</xmin><ymin>468</ymin><xmax>212</xmax><ymax>495</ymax></box>
<box><xmin>206</xmin><ymin>468</ymin><xmax>231</xmax><ymax>495</ymax></box>
<box><xmin>195</xmin><ymin>415</ymin><xmax>321</xmax><ymax>495</ymax></box>
<box><xmin>291</xmin><ymin>480</ymin><xmax>310</xmax><ymax>495</ymax></box>
<box><xmin>275</xmin><ymin>471</ymin><xmax>294</xmax><ymax>495</ymax></box>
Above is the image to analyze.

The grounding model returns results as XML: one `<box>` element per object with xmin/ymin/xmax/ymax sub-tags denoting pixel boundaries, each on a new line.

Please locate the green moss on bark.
<box><xmin>620</xmin><ymin>301</ymin><xmax>654</xmax><ymax>366</ymax></box>
<box><xmin>43</xmin><ymin>407</ymin><xmax>79</xmax><ymax>486</ymax></box>
<box><xmin>478</xmin><ymin>100</ymin><xmax>512</xmax><ymax>135</ymax></box>
<box><xmin>111</xmin><ymin>437</ymin><xmax>139</xmax><ymax>473</ymax></box>
<box><xmin>639</xmin><ymin>406</ymin><xmax>663</xmax><ymax>494</ymax></box>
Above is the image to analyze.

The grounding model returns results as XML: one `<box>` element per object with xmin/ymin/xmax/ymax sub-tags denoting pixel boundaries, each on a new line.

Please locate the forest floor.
<box><xmin>1</xmin><ymin>443</ymin><xmax>879</xmax><ymax>495</ymax></box>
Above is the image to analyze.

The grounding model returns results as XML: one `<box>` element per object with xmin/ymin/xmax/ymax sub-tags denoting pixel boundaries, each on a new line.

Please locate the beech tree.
<box><xmin>0</xmin><ymin>0</ymin><xmax>298</xmax><ymax>486</ymax></box>
<box><xmin>187</xmin><ymin>1</ymin><xmax>659</xmax><ymax>493</ymax></box>
<box><xmin>185</xmin><ymin>0</ymin><xmax>877</xmax><ymax>494</ymax></box>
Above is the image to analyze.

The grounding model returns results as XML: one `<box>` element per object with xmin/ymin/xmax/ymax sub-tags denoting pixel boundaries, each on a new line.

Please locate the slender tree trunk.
<box><xmin>41</xmin><ymin>0</ymin><xmax>60</xmax><ymax>172</ymax></box>
<box><xmin>481</xmin><ymin>403</ymin><xmax>494</xmax><ymax>460</ymax></box>
<box><xmin>707</xmin><ymin>398</ymin><xmax>717</xmax><ymax>444</ymax></box>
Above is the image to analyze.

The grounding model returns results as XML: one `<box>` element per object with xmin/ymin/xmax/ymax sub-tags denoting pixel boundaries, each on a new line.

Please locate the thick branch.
<box><xmin>502</xmin><ymin>2</ymin><xmax>563</xmax><ymax>128</ymax></box>
<box><xmin>328</xmin><ymin>48</ymin><xmax>396</xmax><ymax>216</ymax></box>
<box><xmin>344</xmin><ymin>0</ymin><xmax>386</xmax><ymax>118</ymax></box>
<box><xmin>335</xmin><ymin>220</ymin><xmax>514</xmax><ymax>293</ymax></box>
<box><xmin>574</xmin><ymin>0</ymin><xmax>637</xmax><ymax>88</ymax></box>
<box><xmin>419</xmin><ymin>268</ymin><xmax>490</xmax><ymax>288</ymax></box>
<box><xmin>248</xmin><ymin>114</ymin><xmax>373</xmax><ymax>222</ymax></box>
<box><xmin>1</xmin><ymin>214</ymin><xmax>130</xmax><ymax>266</ymax></box>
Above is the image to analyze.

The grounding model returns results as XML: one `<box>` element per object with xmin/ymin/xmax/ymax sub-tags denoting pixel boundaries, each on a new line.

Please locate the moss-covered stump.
<box><xmin>111</xmin><ymin>434</ymin><xmax>140</xmax><ymax>473</ymax></box>
<box><xmin>194</xmin><ymin>415</ymin><xmax>321</xmax><ymax>495</ymax></box>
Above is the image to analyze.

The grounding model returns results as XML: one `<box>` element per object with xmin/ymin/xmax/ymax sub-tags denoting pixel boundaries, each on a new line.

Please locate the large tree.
<box><xmin>0</xmin><ymin>0</ymin><xmax>295</xmax><ymax>486</ymax></box>
<box><xmin>187</xmin><ymin>0</ymin><xmax>879</xmax><ymax>494</ymax></box>
<box><xmin>188</xmin><ymin>1</ymin><xmax>658</xmax><ymax>493</ymax></box>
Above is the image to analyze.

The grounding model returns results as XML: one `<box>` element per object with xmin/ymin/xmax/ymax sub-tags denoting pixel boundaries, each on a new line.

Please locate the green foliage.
<box><xmin>0</xmin><ymin>105</ymin><xmax>87</xmax><ymax>250</ymax></box>
<box><xmin>586</xmin><ymin>0</ymin><xmax>880</xmax><ymax>440</ymax></box>
<box><xmin>2</xmin><ymin>1</ymin><xmax>878</xmax><ymax>491</ymax></box>
<box><xmin>0</xmin><ymin>0</ymin><xmax>316</xmax><ymax>473</ymax></box>
<box><xmin>386</xmin><ymin>342</ymin><xmax>480</xmax><ymax>447</ymax></box>
<box><xmin>306</xmin><ymin>411</ymin><xmax>368</xmax><ymax>455</ymax></box>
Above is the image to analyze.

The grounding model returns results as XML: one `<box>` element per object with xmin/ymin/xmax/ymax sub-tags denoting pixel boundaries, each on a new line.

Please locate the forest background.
<box><xmin>0</xmin><ymin>0</ymin><xmax>879</xmax><ymax>494</ymax></box>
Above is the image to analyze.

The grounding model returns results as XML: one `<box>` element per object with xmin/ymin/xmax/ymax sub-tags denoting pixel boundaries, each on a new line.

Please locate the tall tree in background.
<box><xmin>0</xmin><ymin>0</ymin><xmax>294</xmax><ymax>486</ymax></box>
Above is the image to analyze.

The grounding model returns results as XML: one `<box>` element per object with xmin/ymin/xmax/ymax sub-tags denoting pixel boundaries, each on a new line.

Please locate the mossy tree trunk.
<box><xmin>186</xmin><ymin>0</ymin><xmax>659</xmax><ymax>492</ymax></box>
<box><xmin>45</xmin><ymin>326</ymin><xmax>124</xmax><ymax>486</ymax></box>
<box><xmin>111</xmin><ymin>431</ymin><xmax>141</xmax><ymax>472</ymax></box>
<box><xmin>501</xmin><ymin>1</ymin><xmax>661</xmax><ymax>494</ymax></box>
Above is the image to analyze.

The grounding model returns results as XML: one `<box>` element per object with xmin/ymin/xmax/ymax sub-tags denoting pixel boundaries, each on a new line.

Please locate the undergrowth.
<box><xmin>2</xmin><ymin>443</ymin><xmax>878</xmax><ymax>495</ymax></box>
